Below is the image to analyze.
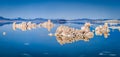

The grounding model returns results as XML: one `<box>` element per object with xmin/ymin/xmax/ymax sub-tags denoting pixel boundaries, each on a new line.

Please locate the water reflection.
<box><xmin>13</xmin><ymin>22</ymin><xmax>37</xmax><ymax>31</ymax></box>
<box><xmin>109</xmin><ymin>26</ymin><xmax>120</xmax><ymax>32</ymax></box>
<box><xmin>12</xmin><ymin>20</ymin><xmax>120</xmax><ymax>45</ymax></box>
<box><xmin>12</xmin><ymin>20</ymin><xmax>54</xmax><ymax>31</ymax></box>
<box><xmin>40</xmin><ymin>20</ymin><xmax>54</xmax><ymax>31</ymax></box>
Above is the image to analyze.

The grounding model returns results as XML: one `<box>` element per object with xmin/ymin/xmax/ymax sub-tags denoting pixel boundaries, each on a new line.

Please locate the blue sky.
<box><xmin>0</xmin><ymin>0</ymin><xmax>120</xmax><ymax>19</ymax></box>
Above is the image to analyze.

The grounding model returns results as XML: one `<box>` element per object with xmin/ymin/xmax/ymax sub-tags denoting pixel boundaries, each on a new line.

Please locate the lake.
<box><xmin>0</xmin><ymin>19</ymin><xmax>120</xmax><ymax>57</ymax></box>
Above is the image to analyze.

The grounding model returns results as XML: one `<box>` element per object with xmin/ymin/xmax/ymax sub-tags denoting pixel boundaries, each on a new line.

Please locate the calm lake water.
<box><xmin>0</xmin><ymin>20</ymin><xmax>120</xmax><ymax>57</ymax></box>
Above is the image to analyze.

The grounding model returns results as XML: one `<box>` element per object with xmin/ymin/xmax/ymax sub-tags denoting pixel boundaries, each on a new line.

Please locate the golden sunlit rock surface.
<box><xmin>55</xmin><ymin>23</ymin><xmax>94</xmax><ymax>45</ymax></box>
<box><xmin>95</xmin><ymin>23</ymin><xmax>110</xmax><ymax>38</ymax></box>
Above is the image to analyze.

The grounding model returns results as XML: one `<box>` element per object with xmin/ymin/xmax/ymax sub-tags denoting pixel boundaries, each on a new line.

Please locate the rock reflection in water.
<box><xmin>55</xmin><ymin>23</ymin><xmax>94</xmax><ymax>45</ymax></box>
<box><xmin>12</xmin><ymin>20</ymin><xmax>54</xmax><ymax>31</ymax></box>
<box><xmin>40</xmin><ymin>20</ymin><xmax>54</xmax><ymax>31</ymax></box>
<box><xmin>109</xmin><ymin>26</ymin><xmax>120</xmax><ymax>32</ymax></box>
<box><xmin>13</xmin><ymin>22</ymin><xmax>37</xmax><ymax>31</ymax></box>
<box><xmin>12</xmin><ymin>20</ymin><xmax>120</xmax><ymax>45</ymax></box>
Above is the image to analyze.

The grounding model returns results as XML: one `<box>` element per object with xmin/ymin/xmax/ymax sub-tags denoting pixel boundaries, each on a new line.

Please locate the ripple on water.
<box><xmin>99</xmin><ymin>51</ymin><xmax>117</xmax><ymax>57</ymax></box>
<box><xmin>20</xmin><ymin>53</ymin><xmax>32</xmax><ymax>57</ymax></box>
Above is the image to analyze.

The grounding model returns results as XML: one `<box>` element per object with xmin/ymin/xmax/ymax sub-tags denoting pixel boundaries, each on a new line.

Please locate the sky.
<box><xmin>0</xmin><ymin>0</ymin><xmax>120</xmax><ymax>19</ymax></box>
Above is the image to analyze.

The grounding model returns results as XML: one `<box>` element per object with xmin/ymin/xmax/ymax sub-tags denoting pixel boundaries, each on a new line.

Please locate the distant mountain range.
<box><xmin>0</xmin><ymin>16</ymin><xmax>68</xmax><ymax>22</ymax></box>
<box><xmin>0</xmin><ymin>16</ymin><xmax>68</xmax><ymax>26</ymax></box>
<box><xmin>0</xmin><ymin>16</ymin><xmax>120</xmax><ymax>21</ymax></box>
<box><xmin>0</xmin><ymin>16</ymin><xmax>120</xmax><ymax>26</ymax></box>
<box><xmin>0</xmin><ymin>16</ymin><xmax>47</xmax><ymax>21</ymax></box>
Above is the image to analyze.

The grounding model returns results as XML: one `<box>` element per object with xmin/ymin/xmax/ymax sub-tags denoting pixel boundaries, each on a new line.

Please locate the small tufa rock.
<box><xmin>3</xmin><ymin>32</ymin><xmax>6</xmax><ymax>35</ymax></box>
